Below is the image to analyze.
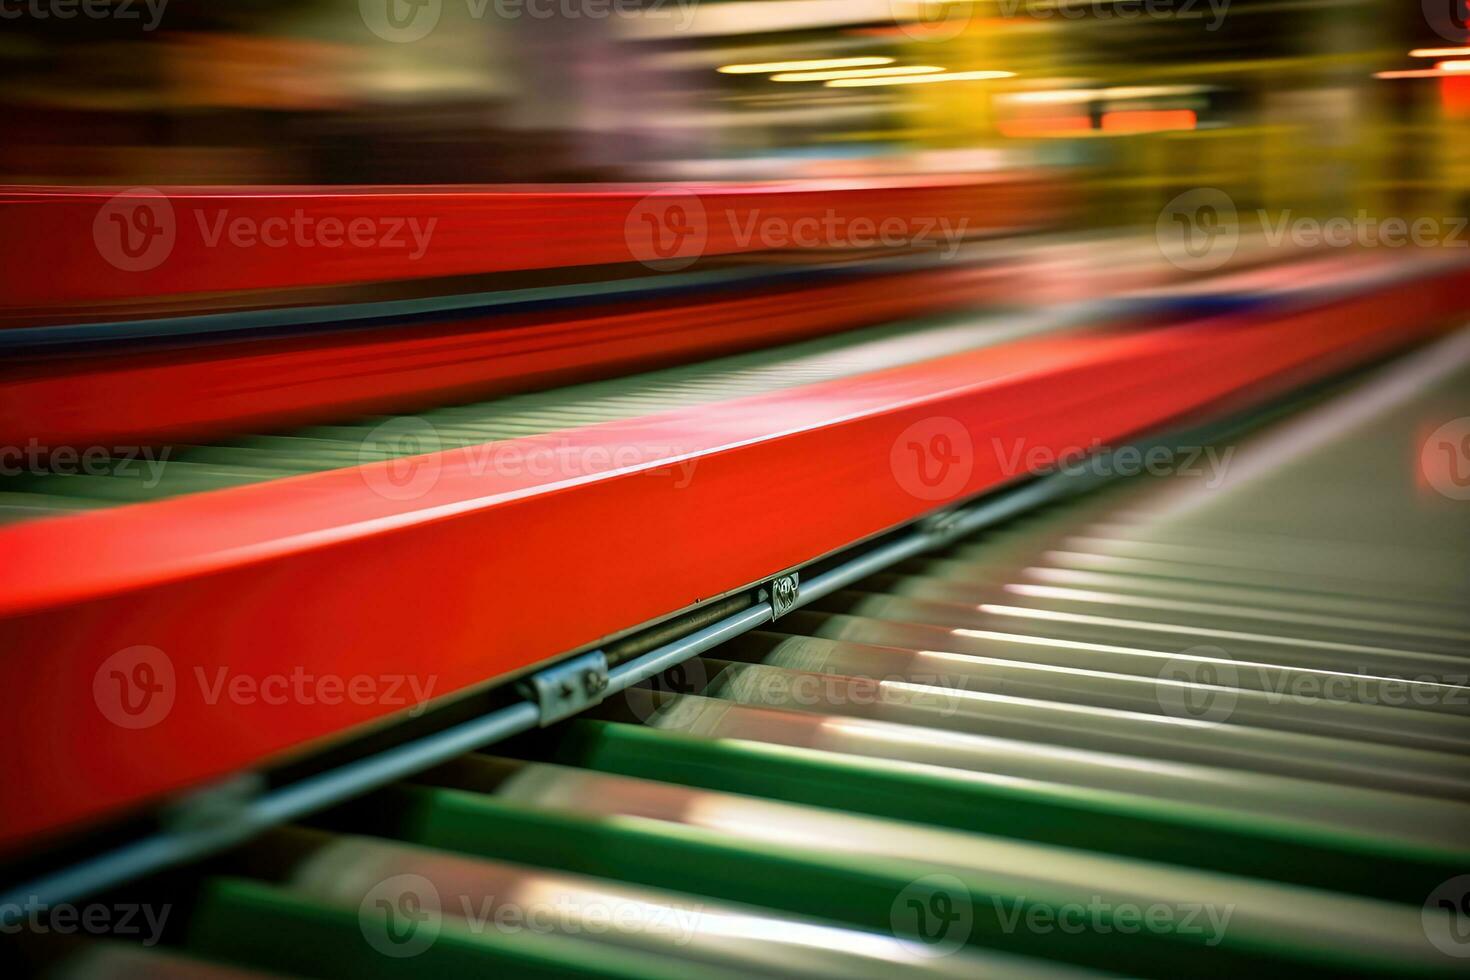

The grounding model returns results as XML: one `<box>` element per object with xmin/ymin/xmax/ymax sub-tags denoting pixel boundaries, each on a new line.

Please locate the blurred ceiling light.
<box><xmin>1378</xmin><ymin>62</ymin><xmax>1470</xmax><ymax>79</ymax></box>
<box><xmin>718</xmin><ymin>57</ymin><xmax>893</xmax><ymax>74</ymax></box>
<box><xmin>625</xmin><ymin>0</ymin><xmax>894</xmax><ymax>38</ymax></box>
<box><xmin>1105</xmin><ymin>85</ymin><xmax>1209</xmax><ymax>99</ymax></box>
<box><xmin>1410</xmin><ymin>47</ymin><xmax>1470</xmax><ymax>58</ymax></box>
<box><xmin>1006</xmin><ymin>90</ymin><xmax>1094</xmax><ymax>105</ymax></box>
<box><xmin>1374</xmin><ymin>69</ymin><xmax>1439</xmax><ymax>78</ymax></box>
<box><xmin>770</xmin><ymin>65</ymin><xmax>944</xmax><ymax>82</ymax></box>
<box><xmin>1005</xmin><ymin>85</ymin><xmax>1205</xmax><ymax>105</ymax></box>
<box><xmin>826</xmin><ymin>70</ymin><xmax>1014</xmax><ymax>88</ymax></box>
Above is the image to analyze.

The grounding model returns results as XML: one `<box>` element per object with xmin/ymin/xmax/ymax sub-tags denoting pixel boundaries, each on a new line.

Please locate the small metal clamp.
<box><xmin>160</xmin><ymin>772</ymin><xmax>266</xmax><ymax>840</ymax></box>
<box><xmin>766</xmin><ymin>572</ymin><xmax>800</xmax><ymax>619</ymax></box>
<box><xmin>520</xmin><ymin>650</ymin><xmax>610</xmax><ymax>726</ymax></box>
<box><xmin>919</xmin><ymin>508</ymin><xmax>965</xmax><ymax>542</ymax></box>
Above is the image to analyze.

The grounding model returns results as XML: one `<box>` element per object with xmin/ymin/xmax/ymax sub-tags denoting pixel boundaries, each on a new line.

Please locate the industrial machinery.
<box><xmin>2</xmin><ymin>0</ymin><xmax>1468</xmax><ymax>976</ymax></box>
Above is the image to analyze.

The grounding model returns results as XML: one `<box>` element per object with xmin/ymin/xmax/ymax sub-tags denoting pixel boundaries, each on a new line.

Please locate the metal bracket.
<box><xmin>160</xmin><ymin>772</ymin><xmax>265</xmax><ymax>838</ymax></box>
<box><xmin>519</xmin><ymin>650</ymin><xmax>609</xmax><ymax>726</ymax></box>
<box><xmin>766</xmin><ymin>572</ymin><xmax>800</xmax><ymax>618</ymax></box>
<box><xmin>919</xmin><ymin>508</ymin><xmax>966</xmax><ymax>543</ymax></box>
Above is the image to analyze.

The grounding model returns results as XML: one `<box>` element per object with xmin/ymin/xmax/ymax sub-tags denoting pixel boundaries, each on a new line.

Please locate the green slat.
<box><xmin>544</xmin><ymin>719</ymin><xmax>1470</xmax><ymax>905</ymax></box>
<box><xmin>380</xmin><ymin>783</ymin><xmax>1448</xmax><ymax>979</ymax></box>
<box><xmin>186</xmin><ymin>877</ymin><xmax>744</xmax><ymax>980</ymax></box>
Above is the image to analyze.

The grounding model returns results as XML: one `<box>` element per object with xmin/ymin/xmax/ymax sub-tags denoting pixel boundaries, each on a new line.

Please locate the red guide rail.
<box><xmin>0</xmin><ymin>264</ymin><xmax>1463</xmax><ymax>851</ymax></box>
<box><xmin>0</xmin><ymin>175</ymin><xmax>1058</xmax><ymax>310</ymax></box>
<box><xmin>0</xmin><ymin>264</ymin><xmax>1018</xmax><ymax>449</ymax></box>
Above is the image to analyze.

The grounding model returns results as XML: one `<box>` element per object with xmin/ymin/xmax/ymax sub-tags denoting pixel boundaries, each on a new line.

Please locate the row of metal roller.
<box><xmin>29</xmin><ymin>352</ymin><xmax>1470</xmax><ymax>978</ymax></box>
<box><xmin>0</xmin><ymin>307</ymin><xmax>1067</xmax><ymax>523</ymax></box>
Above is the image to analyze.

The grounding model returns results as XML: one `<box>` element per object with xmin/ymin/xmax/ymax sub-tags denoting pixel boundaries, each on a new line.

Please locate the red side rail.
<box><xmin>0</xmin><ymin>263</ymin><xmax>1019</xmax><ymax>449</ymax></box>
<box><xmin>0</xmin><ymin>262</ymin><xmax>1465</xmax><ymax>851</ymax></box>
<box><xmin>0</xmin><ymin>175</ymin><xmax>1059</xmax><ymax>310</ymax></box>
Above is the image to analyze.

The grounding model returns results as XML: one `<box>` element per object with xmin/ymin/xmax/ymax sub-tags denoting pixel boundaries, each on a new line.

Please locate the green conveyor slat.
<box><xmin>380</xmin><ymin>778</ymin><xmax>1453</xmax><ymax>978</ymax></box>
<box><xmin>187</xmin><ymin>877</ymin><xmax>748</xmax><ymax>980</ymax></box>
<box><xmin>542</xmin><ymin>719</ymin><xmax>1470</xmax><ymax>905</ymax></box>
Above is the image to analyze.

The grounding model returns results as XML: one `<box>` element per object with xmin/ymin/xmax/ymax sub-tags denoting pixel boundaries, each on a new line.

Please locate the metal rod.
<box><xmin>1</xmin><ymin>348</ymin><xmax>1415</xmax><ymax>921</ymax></box>
<box><xmin>0</xmin><ymin>701</ymin><xmax>541</xmax><ymax>924</ymax></box>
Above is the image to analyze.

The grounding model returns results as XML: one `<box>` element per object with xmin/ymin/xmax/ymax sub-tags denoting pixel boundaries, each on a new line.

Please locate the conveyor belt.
<box><xmin>1</xmin><ymin>248</ymin><xmax>1450</xmax><ymax>522</ymax></box>
<box><xmin>0</xmin><ymin>304</ymin><xmax>1074</xmax><ymax>522</ymax></box>
<box><xmin>17</xmin><ymin>330</ymin><xmax>1469</xmax><ymax>979</ymax></box>
<box><xmin>9</xmin><ymin>255</ymin><xmax>1455</xmax><ymax>850</ymax></box>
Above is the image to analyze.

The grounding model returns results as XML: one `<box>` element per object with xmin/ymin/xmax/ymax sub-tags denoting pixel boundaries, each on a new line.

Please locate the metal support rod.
<box><xmin>0</xmin><ymin>364</ymin><xmax>1371</xmax><ymax>921</ymax></box>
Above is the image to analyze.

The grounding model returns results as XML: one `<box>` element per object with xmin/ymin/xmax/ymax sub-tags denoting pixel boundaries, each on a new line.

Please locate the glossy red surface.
<box><xmin>0</xmin><ymin>264</ymin><xmax>1017</xmax><ymax>449</ymax></box>
<box><xmin>0</xmin><ymin>176</ymin><xmax>1056</xmax><ymax>310</ymax></box>
<box><xmin>0</xmin><ymin>265</ymin><xmax>1462</xmax><ymax>852</ymax></box>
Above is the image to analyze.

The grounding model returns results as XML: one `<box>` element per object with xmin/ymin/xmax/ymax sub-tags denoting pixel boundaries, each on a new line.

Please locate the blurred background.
<box><xmin>2</xmin><ymin>0</ymin><xmax>1467</xmax><ymax>225</ymax></box>
<box><xmin>3</xmin><ymin>6</ymin><xmax>1470</xmax><ymax>979</ymax></box>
